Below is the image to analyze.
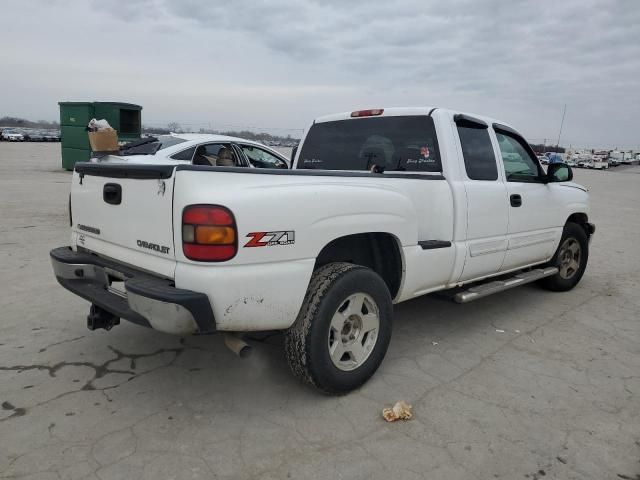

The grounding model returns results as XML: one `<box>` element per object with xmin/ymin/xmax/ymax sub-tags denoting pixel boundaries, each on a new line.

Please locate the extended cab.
<box><xmin>51</xmin><ymin>107</ymin><xmax>594</xmax><ymax>393</ymax></box>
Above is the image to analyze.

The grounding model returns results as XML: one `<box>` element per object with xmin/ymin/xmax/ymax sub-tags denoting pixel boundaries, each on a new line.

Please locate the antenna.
<box><xmin>555</xmin><ymin>104</ymin><xmax>567</xmax><ymax>152</ymax></box>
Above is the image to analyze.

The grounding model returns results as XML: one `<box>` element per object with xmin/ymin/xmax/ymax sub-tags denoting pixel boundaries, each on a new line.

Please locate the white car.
<box><xmin>1</xmin><ymin>130</ymin><xmax>24</xmax><ymax>142</ymax></box>
<box><xmin>95</xmin><ymin>133</ymin><xmax>290</xmax><ymax>169</ymax></box>
<box><xmin>51</xmin><ymin>107</ymin><xmax>594</xmax><ymax>393</ymax></box>
<box><xmin>578</xmin><ymin>158</ymin><xmax>593</xmax><ymax>168</ymax></box>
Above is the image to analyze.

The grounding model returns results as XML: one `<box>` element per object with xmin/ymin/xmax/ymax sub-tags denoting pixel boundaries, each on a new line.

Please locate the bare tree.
<box><xmin>167</xmin><ymin>122</ymin><xmax>181</xmax><ymax>133</ymax></box>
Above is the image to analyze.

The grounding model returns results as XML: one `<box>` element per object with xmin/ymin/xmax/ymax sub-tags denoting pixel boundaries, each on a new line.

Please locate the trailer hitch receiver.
<box><xmin>87</xmin><ymin>304</ymin><xmax>120</xmax><ymax>331</ymax></box>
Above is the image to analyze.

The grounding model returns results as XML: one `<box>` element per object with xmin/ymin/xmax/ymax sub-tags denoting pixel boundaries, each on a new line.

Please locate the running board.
<box><xmin>453</xmin><ymin>267</ymin><xmax>559</xmax><ymax>304</ymax></box>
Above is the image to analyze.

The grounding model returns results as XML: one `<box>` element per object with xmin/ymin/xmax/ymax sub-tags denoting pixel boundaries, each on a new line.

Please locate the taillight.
<box><xmin>350</xmin><ymin>109</ymin><xmax>384</xmax><ymax>118</ymax></box>
<box><xmin>182</xmin><ymin>205</ymin><xmax>237</xmax><ymax>261</ymax></box>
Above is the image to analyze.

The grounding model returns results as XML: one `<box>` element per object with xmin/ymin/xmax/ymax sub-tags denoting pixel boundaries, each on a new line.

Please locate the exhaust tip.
<box><xmin>224</xmin><ymin>334</ymin><xmax>252</xmax><ymax>359</ymax></box>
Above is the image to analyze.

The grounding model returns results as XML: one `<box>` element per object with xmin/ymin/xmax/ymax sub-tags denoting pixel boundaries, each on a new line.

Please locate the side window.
<box><xmin>495</xmin><ymin>131</ymin><xmax>542</xmax><ymax>182</ymax></box>
<box><xmin>170</xmin><ymin>146</ymin><xmax>196</xmax><ymax>161</ymax></box>
<box><xmin>457</xmin><ymin>123</ymin><xmax>498</xmax><ymax>180</ymax></box>
<box><xmin>240</xmin><ymin>145</ymin><xmax>287</xmax><ymax>169</ymax></box>
<box><xmin>192</xmin><ymin>144</ymin><xmax>238</xmax><ymax>166</ymax></box>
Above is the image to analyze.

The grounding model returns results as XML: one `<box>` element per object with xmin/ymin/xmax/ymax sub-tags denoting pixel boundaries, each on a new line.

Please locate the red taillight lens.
<box><xmin>350</xmin><ymin>109</ymin><xmax>384</xmax><ymax>117</ymax></box>
<box><xmin>182</xmin><ymin>205</ymin><xmax>237</xmax><ymax>262</ymax></box>
<box><xmin>183</xmin><ymin>206</ymin><xmax>234</xmax><ymax>226</ymax></box>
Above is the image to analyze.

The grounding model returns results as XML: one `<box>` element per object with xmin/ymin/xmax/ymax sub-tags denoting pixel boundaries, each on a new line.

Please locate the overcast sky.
<box><xmin>1</xmin><ymin>0</ymin><xmax>638</xmax><ymax>147</ymax></box>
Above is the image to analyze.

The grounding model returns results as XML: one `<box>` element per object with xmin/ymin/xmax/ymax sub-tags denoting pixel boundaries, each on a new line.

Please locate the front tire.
<box><xmin>540</xmin><ymin>222</ymin><xmax>589</xmax><ymax>291</ymax></box>
<box><xmin>285</xmin><ymin>262</ymin><xmax>393</xmax><ymax>394</ymax></box>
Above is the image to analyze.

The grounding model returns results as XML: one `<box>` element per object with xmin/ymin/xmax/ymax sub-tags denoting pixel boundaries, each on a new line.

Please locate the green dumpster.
<box><xmin>58</xmin><ymin>102</ymin><xmax>142</xmax><ymax>170</ymax></box>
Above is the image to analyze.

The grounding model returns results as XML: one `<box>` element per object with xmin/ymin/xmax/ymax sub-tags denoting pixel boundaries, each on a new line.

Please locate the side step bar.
<box><xmin>454</xmin><ymin>267</ymin><xmax>559</xmax><ymax>304</ymax></box>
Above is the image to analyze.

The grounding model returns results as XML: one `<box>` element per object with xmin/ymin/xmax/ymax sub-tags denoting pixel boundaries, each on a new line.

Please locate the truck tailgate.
<box><xmin>71</xmin><ymin>163</ymin><xmax>177</xmax><ymax>278</ymax></box>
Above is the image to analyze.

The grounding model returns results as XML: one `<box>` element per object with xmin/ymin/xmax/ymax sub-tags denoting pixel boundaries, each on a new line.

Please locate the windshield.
<box><xmin>297</xmin><ymin>116</ymin><xmax>441</xmax><ymax>172</ymax></box>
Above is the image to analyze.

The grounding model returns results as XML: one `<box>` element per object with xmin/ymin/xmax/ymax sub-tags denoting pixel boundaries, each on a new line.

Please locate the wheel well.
<box><xmin>315</xmin><ymin>233</ymin><xmax>403</xmax><ymax>298</ymax></box>
<box><xmin>566</xmin><ymin>213</ymin><xmax>591</xmax><ymax>236</ymax></box>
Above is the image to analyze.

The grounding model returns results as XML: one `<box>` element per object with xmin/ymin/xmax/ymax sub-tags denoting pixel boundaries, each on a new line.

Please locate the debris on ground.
<box><xmin>495</xmin><ymin>329</ymin><xmax>505</xmax><ymax>333</ymax></box>
<box><xmin>382</xmin><ymin>401</ymin><xmax>413</xmax><ymax>422</ymax></box>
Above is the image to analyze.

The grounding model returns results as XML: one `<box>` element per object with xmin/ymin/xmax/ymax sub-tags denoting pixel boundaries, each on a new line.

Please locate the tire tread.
<box><xmin>284</xmin><ymin>262</ymin><xmax>359</xmax><ymax>392</ymax></box>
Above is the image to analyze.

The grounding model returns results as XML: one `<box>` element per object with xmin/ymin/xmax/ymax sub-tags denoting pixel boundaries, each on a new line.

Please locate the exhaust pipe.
<box><xmin>224</xmin><ymin>334</ymin><xmax>252</xmax><ymax>359</ymax></box>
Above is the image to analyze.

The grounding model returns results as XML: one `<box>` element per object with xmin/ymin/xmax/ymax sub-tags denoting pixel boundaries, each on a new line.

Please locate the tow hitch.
<box><xmin>87</xmin><ymin>304</ymin><xmax>120</xmax><ymax>331</ymax></box>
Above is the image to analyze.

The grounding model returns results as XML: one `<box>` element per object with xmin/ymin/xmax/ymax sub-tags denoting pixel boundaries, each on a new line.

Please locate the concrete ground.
<box><xmin>0</xmin><ymin>142</ymin><xmax>638</xmax><ymax>480</ymax></box>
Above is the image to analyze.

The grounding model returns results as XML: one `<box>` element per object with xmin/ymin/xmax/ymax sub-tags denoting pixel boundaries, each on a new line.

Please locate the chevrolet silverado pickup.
<box><xmin>50</xmin><ymin>107</ymin><xmax>594</xmax><ymax>393</ymax></box>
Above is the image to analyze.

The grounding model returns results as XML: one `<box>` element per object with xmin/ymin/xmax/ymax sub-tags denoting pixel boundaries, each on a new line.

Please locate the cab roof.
<box><xmin>313</xmin><ymin>107</ymin><xmax>517</xmax><ymax>134</ymax></box>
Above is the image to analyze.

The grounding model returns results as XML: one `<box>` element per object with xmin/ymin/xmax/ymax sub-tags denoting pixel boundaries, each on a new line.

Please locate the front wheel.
<box><xmin>285</xmin><ymin>262</ymin><xmax>393</xmax><ymax>394</ymax></box>
<box><xmin>540</xmin><ymin>222</ymin><xmax>589</xmax><ymax>291</ymax></box>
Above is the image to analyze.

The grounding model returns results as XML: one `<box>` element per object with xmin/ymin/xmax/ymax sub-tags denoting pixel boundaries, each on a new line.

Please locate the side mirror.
<box><xmin>546</xmin><ymin>162</ymin><xmax>573</xmax><ymax>182</ymax></box>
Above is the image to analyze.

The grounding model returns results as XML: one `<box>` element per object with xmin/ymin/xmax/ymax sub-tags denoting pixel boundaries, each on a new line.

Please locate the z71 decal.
<box><xmin>244</xmin><ymin>231</ymin><xmax>295</xmax><ymax>247</ymax></box>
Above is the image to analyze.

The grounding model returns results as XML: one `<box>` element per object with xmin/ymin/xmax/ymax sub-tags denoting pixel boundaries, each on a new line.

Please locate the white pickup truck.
<box><xmin>51</xmin><ymin>107</ymin><xmax>594</xmax><ymax>393</ymax></box>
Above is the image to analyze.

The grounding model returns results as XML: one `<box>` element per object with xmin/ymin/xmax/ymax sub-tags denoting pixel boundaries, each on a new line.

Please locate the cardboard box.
<box><xmin>88</xmin><ymin>129</ymin><xmax>119</xmax><ymax>152</ymax></box>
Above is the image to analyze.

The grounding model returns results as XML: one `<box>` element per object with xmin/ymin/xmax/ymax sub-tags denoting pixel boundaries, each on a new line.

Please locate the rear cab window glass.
<box><xmin>297</xmin><ymin>116</ymin><xmax>441</xmax><ymax>172</ymax></box>
<box><xmin>456</xmin><ymin>120</ymin><xmax>498</xmax><ymax>180</ymax></box>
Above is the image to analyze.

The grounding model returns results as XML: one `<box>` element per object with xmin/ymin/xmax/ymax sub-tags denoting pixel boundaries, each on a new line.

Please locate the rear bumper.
<box><xmin>50</xmin><ymin>247</ymin><xmax>215</xmax><ymax>335</ymax></box>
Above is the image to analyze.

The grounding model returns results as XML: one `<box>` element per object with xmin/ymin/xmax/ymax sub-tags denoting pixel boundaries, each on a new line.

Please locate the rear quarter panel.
<box><xmin>172</xmin><ymin>169</ymin><xmax>453</xmax><ymax>330</ymax></box>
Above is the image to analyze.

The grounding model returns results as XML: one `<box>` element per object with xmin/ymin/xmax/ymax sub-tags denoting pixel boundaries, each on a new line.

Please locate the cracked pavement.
<box><xmin>0</xmin><ymin>143</ymin><xmax>639</xmax><ymax>479</ymax></box>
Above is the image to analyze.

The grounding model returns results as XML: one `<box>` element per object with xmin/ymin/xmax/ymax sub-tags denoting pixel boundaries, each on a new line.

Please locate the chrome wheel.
<box><xmin>558</xmin><ymin>238</ymin><xmax>581</xmax><ymax>279</ymax></box>
<box><xmin>328</xmin><ymin>293</ymin><xmax>380</xmax><ymax>371</ymax></box>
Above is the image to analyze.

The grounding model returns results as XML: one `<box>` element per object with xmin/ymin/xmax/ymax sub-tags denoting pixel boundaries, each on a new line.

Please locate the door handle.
<box><xmin>103</xmin><ymin>183</ymin><xmax>122</xmax><ymax>205</ymax></box>
<box><xmin>510</xmin><ymin>194</ymin><xmax>522</xmax><ymax>207</ymax></box>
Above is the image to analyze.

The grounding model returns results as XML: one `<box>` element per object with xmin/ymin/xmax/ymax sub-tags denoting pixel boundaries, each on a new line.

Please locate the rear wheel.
<box><xmin>285</xmin><ymin>262</ymin><xmax>393</xmax><ymax>394</ymax></box>
<box><xmin>540</xmin><ymin>222</ymin><xmax>589</xmax><ymax>291</ymax></box>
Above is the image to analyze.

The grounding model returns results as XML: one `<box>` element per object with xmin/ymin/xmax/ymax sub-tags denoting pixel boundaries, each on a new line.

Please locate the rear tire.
<box><xmin>285</xmin><ymin>262</ymin><xmax>393</xmax><ymax>394</ymax></box>
<box><xmin>540</xmin><ymin>222</ymin><xmax>589</xmax><ymax>291</ymax></box>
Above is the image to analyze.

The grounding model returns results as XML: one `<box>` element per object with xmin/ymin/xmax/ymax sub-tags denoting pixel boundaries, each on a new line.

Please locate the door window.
<box><xmin>495</xmin><ymin>131</ymin><xmax>543</xmax><ymax>182</ymax></box>
<box><xmin>192</xmin><ymin>144</ymin><xmax>238</xmax><ymax>166</ymax></box>
<box><xmin>240</xmin><ymin>145</ymin><xmax>287</xmax><ymax>169</ymax></box>
<box><xmin>457</xmin><ymin>123</ymin><xmax>498</xmax><ymax>180</ymax></box>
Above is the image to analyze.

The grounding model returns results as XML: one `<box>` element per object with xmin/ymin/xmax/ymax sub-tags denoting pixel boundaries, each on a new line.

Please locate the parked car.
<box><xmin>546</xmin><ymin>152</ymin><xmax>565</xmax><ymax>164</ymax></box>
<box><xmin>537</xmin><ymin>155</ymin><xmax>549</xmax><ymax>165</ymax></box>
<box><xmin>1</xmin><ymin>129</ymin><xmax>24</xmax><ymax>141</ymax></box>
<box><xmin>94</xmin><ymin>133</ymin><xmax>290</xmax><ymax>169</ymax></box>
<box><xmin>28</xmin><ymin>130</ymin><xmax>47</xmax><ymax>142</ymax></box>
<box><xmin>51</xmin><ymin>107</ymin><xmax>593</xmax><ymax>393</ymax></box>
<box><xmin>42</xmin><ymin>131</ymin><xmax>60</xmax><ymax>142</ymax></box>
<box><xmin>578</xmin><ymin>158</ymin><xmax>593</xmax><ymax>168</ymax></box>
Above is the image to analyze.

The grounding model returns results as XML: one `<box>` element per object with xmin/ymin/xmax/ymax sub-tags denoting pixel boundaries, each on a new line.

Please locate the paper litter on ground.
<box><xmin>382</xmin><ymin>401</ymin><xmax>413</xmax><ymax>422</ymax></box>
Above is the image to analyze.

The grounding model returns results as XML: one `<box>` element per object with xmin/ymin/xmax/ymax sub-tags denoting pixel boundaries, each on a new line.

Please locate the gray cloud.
<box><xmin>0</xmin><ymin>0</ymin><xmax>638</xmax><ymax>147</ymax></box>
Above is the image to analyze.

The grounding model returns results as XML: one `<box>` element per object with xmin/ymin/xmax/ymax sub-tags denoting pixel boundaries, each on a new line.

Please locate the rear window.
<box><xmin>297</xmin><ymin>116</ymin><xmax>441</xmax><ymax>172</ymax></box>
<box><xmin>156</xmin><ymin>136</ymin><xmax>187</xmax><ymax>150</ymax></box>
